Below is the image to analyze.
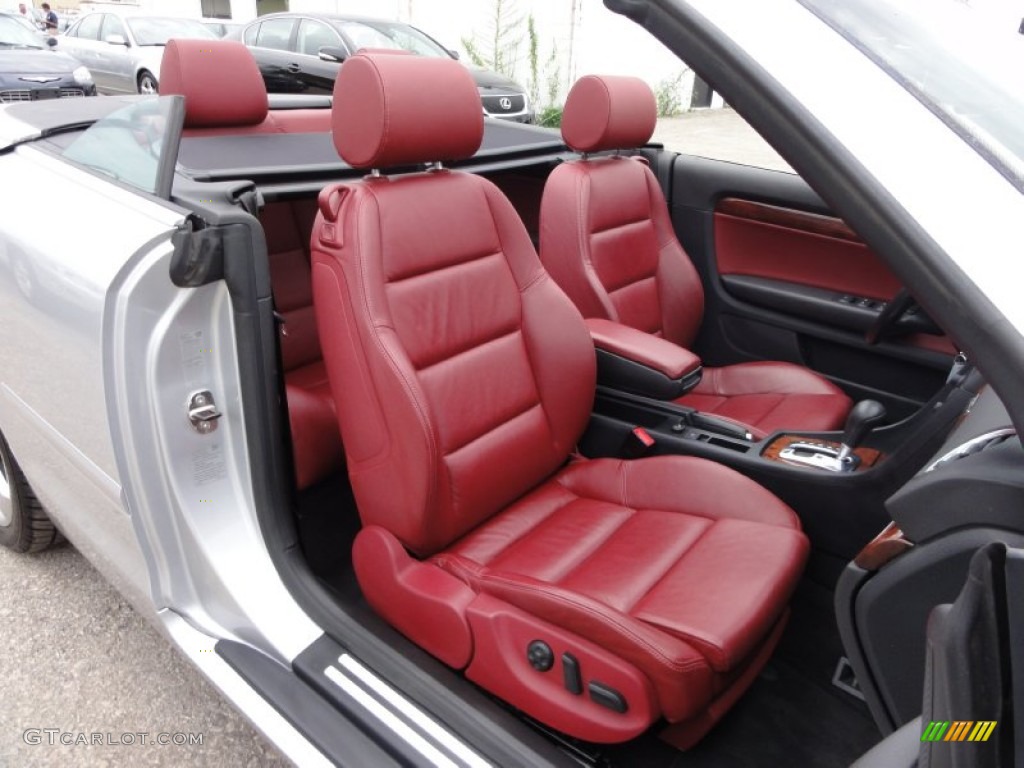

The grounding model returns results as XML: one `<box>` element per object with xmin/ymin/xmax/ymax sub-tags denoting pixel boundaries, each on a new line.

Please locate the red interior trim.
<box><xmin>716</xmin><ymin>198</ymin><xmax>861</xmax><ymax>243</ymax></box>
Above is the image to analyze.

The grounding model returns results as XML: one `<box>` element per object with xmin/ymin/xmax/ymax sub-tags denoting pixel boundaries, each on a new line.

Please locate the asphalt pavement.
<box><xmin>0</xmin><ymin>108</ymin><xmax>776</xmax><ymax>768</ymax></box>
<box><xmin>653</xmin><ymin>108</ymin><xmax>792</xmax><ymax>173</ymax></box>
<box><xmin>0</xmin><ymin>544</ymin><xmax>290</xmax><ymax>767</ymax></box>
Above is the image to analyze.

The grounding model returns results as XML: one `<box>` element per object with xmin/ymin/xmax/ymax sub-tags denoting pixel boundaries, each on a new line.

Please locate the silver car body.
<box><xmin>0</xmin><ymin>0</ymin><xmax>1022</xmax><ymax>764</ymax></box>
<box><xmin>58</xmin><ymin>13</ymin><xmax>215</xmax><ymax>93</ymax></box>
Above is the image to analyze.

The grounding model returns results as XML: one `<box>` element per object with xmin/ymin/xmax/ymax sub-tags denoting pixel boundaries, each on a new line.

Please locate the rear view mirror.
<box><xmin>318</xmin><ymin>46</ymin><xmax>346</xmax><ymax>63</ymax></box>
<box><xmin>46</xmin><ymin>36</ymin><xmax>57</xmax><ymax>47</ymax></box>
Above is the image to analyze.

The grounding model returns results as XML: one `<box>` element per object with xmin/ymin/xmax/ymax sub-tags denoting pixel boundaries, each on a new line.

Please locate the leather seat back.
<box><xmin>540</xmin><ymin>75</ymin><xmax>705</xmax><ymax>347</ymax></box>
<box><xmin>261</xmin><ymin>199</ymin><xmax>321</xmax><ymax>373</ymax></box>
<box><xmin>312</xmin><ymin>53</ymin><xmax>596</xmax><ymax>555</ymax></box>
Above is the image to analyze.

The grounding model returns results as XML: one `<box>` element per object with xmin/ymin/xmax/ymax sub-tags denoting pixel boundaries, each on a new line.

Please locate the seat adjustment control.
<box><xmin>562</xmin><ymin>652</ymin><xmax>582</xmax><ymax>694</ymax></box>
<box><xmin>588</xmin><ymin>681</ymin><xmax>628</xmax><ymax>713</ymax></box>
<box><xmin>526</xmin><ymin>640</ymin><xmax>554</xmax><ymax>672</ymax></box>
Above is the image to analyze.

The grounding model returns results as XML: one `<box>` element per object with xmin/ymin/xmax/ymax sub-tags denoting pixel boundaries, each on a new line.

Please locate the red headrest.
<box><xmin>160</xmin><ymin>39</ymin><xmax>268</xmax><ymax>128</ymax></box>
<box><xmin>332</xmin><ymin>52</ymin><xmax>484</xmax><ymax>169</ymax></box>
<box><xmin>561</xmin><ymin>75</ymin><xmax>657</xmax><ymax>153</ymax></box>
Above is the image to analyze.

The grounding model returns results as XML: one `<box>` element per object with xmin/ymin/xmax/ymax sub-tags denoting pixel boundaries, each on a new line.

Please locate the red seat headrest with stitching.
<box><xmin>331</xmin><ymin>52</ymin><xmax>484</xmax><ymax>169</ymax></box>
<box><xmin>561</xmin><ymin>74</ymin><xmax>657</xmax><ymax>153</ymax></box>
<box><xmin>160</xmin><ymin>39</ymin><xmax>268</xmax><ymax>128</ymax></box>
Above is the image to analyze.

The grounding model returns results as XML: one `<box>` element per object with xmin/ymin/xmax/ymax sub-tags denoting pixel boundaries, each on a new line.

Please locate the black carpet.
<box><xmin>605</xmin><ymin>581</ymin><xmax>881</xmax><ymax>768</ymax></box>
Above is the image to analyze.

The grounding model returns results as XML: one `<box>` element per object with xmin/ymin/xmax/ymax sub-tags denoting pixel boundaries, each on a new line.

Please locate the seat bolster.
<box><xmin>557</xmin><ymin>455</ymin><xmax>804</xmax><ymax>529</ymax></box>
<box><xmin>680</xmin><ymin>362</ymin><xmax>852</xmax><ymax>436</ymax></box>
<box><xmin>697</xmin><ymin>361</ymin><xmax>848</xmax><ymax>397</ymax></box>
<box><xmin>352</xmin><ymin>526</ymin><xmax>475</xmax><ymax>669</ymax></box>
<box><xmin>539</xmin><ymin>162</ymin><xmax>621</xmax><ymax>321</ymax></box>
<box><xmin>460</xmin><ymin>567</ymin><xmax>715</xmax><ymax>723</ymax></box>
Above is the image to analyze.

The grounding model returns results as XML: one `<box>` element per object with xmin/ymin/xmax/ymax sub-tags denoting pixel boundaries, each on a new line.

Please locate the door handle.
<box><xmin>286</xmin><ymin>62</ymin><xmax>301</xmax><ymax>73</ymax></box>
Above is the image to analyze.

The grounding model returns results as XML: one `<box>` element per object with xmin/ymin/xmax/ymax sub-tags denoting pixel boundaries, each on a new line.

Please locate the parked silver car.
<box><xmin>1</xmin><ymin>1</ymin><xmax>1022</xmax><ymax>766</ymax></box>
<box><xmin>58</xmin><ymin>12</ymin><xmax>214</xmax><ymax>93</ymax></box>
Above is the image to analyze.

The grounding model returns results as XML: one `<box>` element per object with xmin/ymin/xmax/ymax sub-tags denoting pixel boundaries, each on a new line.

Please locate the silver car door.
<box><xmin>0</xmin><ymin>99</ymin><xmax>187</xmax><ymax>612</ymax></box>
<box><xmin>79</xmin><ymin>13</ymin><xmax>111</xmax><ymax>89</ymax></box>
<box><xmin>99</xmin><ymin>14</ymin><xmax>134</xmax><ymax>93</ymax></box>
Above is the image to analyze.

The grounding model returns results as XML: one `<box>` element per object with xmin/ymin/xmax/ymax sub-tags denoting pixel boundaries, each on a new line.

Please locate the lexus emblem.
<box><xmin>499</xmin><ymin>97</ymin><xmax>512</xmax><ymax>110</ymax></box>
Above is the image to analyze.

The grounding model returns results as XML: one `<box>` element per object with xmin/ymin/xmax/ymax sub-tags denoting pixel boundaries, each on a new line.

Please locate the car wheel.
<box><xmin>137</xmin><ymin>71</ymin><xmax>158</xmax><ymax>95</ymax></box>
<box><xmin>0</xmin><ymin>432</ymin><xmax>63</xmax><ymax>553</ymax></box>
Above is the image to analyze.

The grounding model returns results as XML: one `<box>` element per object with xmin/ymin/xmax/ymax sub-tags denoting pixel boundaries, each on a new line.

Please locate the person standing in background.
<box><xmin>17</xmin><ymin>3</ymin><xmax>29</xmax><ymax>17</ymax></box>
<box><xmin>41</xmin><ymin>3</ymin><xmax>57</xmax><ymax>32</ymax></box>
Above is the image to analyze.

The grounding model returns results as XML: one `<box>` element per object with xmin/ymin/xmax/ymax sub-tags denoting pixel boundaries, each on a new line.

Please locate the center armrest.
<box><xmin>585</xmin><ymin>318</ymin><xmax>703</xmax><ymax>400</ymax></box>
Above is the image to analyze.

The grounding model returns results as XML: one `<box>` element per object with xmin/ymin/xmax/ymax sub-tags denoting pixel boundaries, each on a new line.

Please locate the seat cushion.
<box><xmin>285</xmin><ymin>362</ymin><xmax>344</xmax><ymax>490</ymax></box>
<box><xmin>678</xmin><ymin>361</ymin><xmax>852</xmax><ymax>438</ymax></box>
<box><xmin>432</xmin><ymin>455</ymin><xmax>809</xmax><ymax>721</ymax></box>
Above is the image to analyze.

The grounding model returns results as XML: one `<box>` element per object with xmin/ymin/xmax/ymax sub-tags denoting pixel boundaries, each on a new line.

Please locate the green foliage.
<box><xmin>527</xmin><ymin>15</ymin><xmax>540</xmax><ymax>109</ymax></box>
<box><xmin>544</xmin><ymin>40</ymin><xmax>560</xmax><ymax>108</ymax></box>
<box><xmin>463</xmin><ymin>2</ymin><xmax>566</xmax><ymax>121</ymax></box>
<box><xmin>655</xmin><ymin>69</ymin><xmax>690</xmax><ymax>117</ymax></box>
<box><xmin>537</xmin><ymin>106</ymin><xmax>563</xmax><ymax>128</ymax></box>
<box><xmin>460</xmin><ymin>37</ymin><xmax>487</xmax><ymax>69</ymax></box>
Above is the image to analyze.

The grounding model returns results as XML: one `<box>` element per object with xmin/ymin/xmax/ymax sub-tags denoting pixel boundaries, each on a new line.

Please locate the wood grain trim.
<box><xmin>761</xmin><ymin>435</ymin><xmax>882</xmax><ymax>471</ymax></box>
<box><xmin>854</xmin><ymin>523</ymin><xmax>913</xmax><ymax>571</ymax></box>
<box><xmin>716</xmin><ymin>198</ymin><xmax>862</xmax><ymax>244</ymax></box>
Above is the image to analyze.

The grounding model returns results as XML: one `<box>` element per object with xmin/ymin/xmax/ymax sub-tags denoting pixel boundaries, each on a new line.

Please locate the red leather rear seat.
<box><xmin>261</xmin><ymin>200</ymin><xmax>344</xmax><ymax>489</ymax></box>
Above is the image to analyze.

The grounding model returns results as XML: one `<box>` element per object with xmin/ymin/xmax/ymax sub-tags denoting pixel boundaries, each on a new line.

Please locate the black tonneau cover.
<box><xmin>176</xmin><ymin>119</ymin><xmax>567</xmax><ymax>182</ymax></box>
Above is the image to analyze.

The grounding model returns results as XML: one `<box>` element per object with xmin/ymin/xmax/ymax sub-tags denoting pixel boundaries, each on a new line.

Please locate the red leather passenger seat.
<box><xmin>539</xmin><ymin>75</ymin><xmax>851</xmax><ymax>438</ymax></box>
<box><xmin>312</xmin><ymin>52</ymin><xmax>809</xmax><ymax>746</ymax></box>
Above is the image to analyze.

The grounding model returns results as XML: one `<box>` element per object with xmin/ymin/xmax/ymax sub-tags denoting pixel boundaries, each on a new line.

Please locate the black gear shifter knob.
<box><xmin>838</xmin><ymin>399</ymin><xmax>887</xmax><ymax>467</ymax></box>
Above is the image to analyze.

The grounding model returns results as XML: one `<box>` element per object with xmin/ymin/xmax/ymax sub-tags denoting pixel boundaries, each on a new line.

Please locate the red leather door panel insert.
<box><xmin>714</xmin><ymin>198</ymin><xmax>902</xmax><ymax>301</ymax></box>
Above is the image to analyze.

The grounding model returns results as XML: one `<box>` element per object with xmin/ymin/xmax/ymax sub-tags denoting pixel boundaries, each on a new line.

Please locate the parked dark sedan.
<box><xmin>236</xmin><ymin>12</ymin><xmax>533</xmax><ymax>122</ymax></box>
<box><xmin>0</xmin><ymin>13</ymin><xmax>95</xmax><ymax>103</ymax></box>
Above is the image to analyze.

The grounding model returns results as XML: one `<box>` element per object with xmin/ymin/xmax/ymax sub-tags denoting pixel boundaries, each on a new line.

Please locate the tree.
<box><xmin>460</xmin><ymin>0</ymin><xmax>524</xmax><ymax>79</ymax></box>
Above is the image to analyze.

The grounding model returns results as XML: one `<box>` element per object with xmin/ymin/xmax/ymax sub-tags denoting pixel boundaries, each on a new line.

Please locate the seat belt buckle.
<box><xmin>622</xmin><ymin>427</ymin><xmax>656</xmax><ymax>458</ymax></box>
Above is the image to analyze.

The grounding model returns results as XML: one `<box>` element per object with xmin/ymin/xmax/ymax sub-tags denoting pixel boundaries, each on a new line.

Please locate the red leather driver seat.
<box><xmin>312</xmin><ymin>53</ymin><xmax>810</xmax><ymax>746</ymax></box>
<box><xmin>540</xmin><ymin>75</ymin><xmax>852</xmax><ymax>439</ymax></box>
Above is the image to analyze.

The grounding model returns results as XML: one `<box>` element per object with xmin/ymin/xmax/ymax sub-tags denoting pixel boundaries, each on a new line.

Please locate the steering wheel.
<box><xmin>865</xmin><ymin>288</ymin><xmax>918</xmax><ymax>345</ymax></box>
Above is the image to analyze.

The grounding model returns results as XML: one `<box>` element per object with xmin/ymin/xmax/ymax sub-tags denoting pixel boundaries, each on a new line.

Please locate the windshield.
<box><xmin>0</xmin><ymin>15</ymin><xmax>43</xmax><ymax>48</ymax></box>
<box><xmin>126</xmin><ymin>17</ymin><xmax>215</xmax><ymax>46</ymax></box>
<box><xmin>802</xmin><ymin>0</ymin><xmax>1024</xmax><ymax>189</ymax></box>
<box><xmin>337</xmin><ymin>20</ymin><xmax>450</xmax><ymax>58</ymax></box>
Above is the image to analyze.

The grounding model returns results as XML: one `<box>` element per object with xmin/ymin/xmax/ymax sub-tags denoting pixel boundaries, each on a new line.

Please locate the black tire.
<box><xmin>137</xmin><ymin>70</ymin><xmax>158</xmax><ymax>95</ymax></box>
<box><xmin>0</xmin><ymin>432</ymin><xmax>63</xmax><ymax>553</ymax></box>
